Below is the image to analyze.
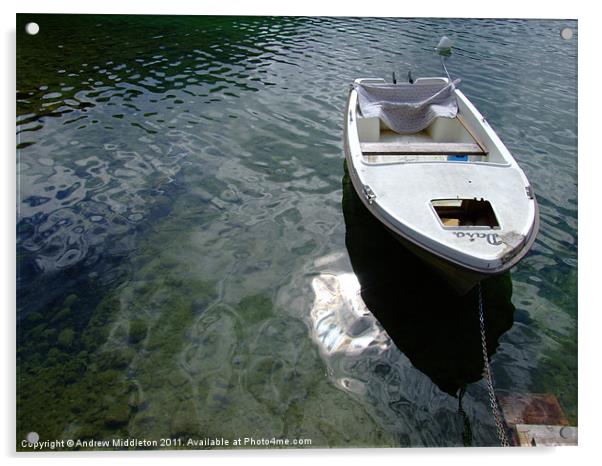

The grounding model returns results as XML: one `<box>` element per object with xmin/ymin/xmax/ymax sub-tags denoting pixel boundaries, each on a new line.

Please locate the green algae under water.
<box><xmin>16</xmin><ymin>15</ymin><xmax>577</xmax><ymax>449</ymax></box>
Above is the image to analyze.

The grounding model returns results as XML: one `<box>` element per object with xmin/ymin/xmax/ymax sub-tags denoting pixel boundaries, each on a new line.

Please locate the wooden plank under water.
<box><xmin>360</xmin><ymin>141</ymin><xmax>487</xmax><ymax>156</ymax></box>
<box><xmin>499</xmin><ymin>393</ymin><xmax>575</xmax><ymax>447</ymax></box>
<box><xmin>500</xmin><ymin>393</ymin><xmax>569</xmax><ymax>428</ymax></box>
<box><xmin>515</xmin><ymin>424</ymin><xmax>578</xmax><ymax>447</ymax></box>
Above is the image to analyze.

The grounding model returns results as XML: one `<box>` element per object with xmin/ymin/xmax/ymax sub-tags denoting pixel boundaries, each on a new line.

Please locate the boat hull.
<box><xmin>345</xmin><ymin>151</ymin><xmax>492</xmax><ymax>294</ymax></box>
<box><xmin>383</xmin><ymin>221</ymin><xmax>492</xmax><ymax>294</ymax></box>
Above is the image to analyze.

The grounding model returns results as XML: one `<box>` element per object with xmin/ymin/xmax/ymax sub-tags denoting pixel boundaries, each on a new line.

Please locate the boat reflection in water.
<box><xmin>308</xmin><ymin>164</ymin><xmax>517</xmax><ymax>445</ymax></box>
<box><xmin>341</xmin><ymin>162</ymin><xmax>515</xmax><ymax>395</ymax></box>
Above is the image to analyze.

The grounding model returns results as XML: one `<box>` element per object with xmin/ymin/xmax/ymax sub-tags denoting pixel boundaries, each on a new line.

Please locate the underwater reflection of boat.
<box><xmin>342</xmin><ymin>165</ymin><xmax>515</xmax><ymax>395</ymax></box>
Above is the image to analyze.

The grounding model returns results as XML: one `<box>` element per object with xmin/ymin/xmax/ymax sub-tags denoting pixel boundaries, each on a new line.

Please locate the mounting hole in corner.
<box><xmin>560</xmin><ymin>27</ymin><xmax>573</xmax><ymax>40</ymax></box>
<box><xmin>25</xmin><ymin>22</ymin><xmax>40</xmax><ymax>35</ymax></box>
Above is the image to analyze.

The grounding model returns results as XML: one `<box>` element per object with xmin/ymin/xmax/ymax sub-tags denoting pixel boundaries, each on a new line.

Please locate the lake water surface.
<box><xmin>16</xmin><ymin>15</ymin><xmax>577</xmax><ymax>448</ymax></box>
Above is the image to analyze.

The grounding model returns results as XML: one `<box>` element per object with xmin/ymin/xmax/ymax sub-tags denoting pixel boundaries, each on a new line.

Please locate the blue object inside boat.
<box><xmin>447</xmin><ymin>155</ymin><xmax>468</xmax><ymax>161</ymax></box>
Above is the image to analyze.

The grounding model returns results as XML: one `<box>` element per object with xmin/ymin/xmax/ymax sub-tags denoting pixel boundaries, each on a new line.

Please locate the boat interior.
<box><xmin>431</xmin><ymin>199</ymin><xmax>500</xmax><ymax>228</ymax></box>
<box><xmin>357</xmin><ymin>115</ymin><xmax>498</xmax><ymax>164</ymax></box>
<box><xmin>354</xmin><ymin>79</ymin><xmax>507</xmax><ymax>165</ymax></box>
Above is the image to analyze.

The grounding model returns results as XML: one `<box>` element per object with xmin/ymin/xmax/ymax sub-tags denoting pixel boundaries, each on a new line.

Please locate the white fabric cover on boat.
<box><xmin>354</xmin><ymin>79</ymin><xmax>460</xmax><ymax>134</ymax></box>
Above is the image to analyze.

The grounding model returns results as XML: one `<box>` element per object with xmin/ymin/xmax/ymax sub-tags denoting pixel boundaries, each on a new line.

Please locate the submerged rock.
<box><xmin>128</xmin><ymin>386</ymin><xmax>146</xmax><ymax>410</ymax></box>
<box><xmin>129</xmin><ymin>319</ymin><xmax>147</xmax><ymax>345</ymax></box>
<box><xmin>42</xmin><ymin>328</ymin><xmax>57</xmax><ymax>341</ymax></box>
<box><xmin>219</xmin><ymin>188</ymin><xmax>240</xmax><ymax>203</ymax></box>
<box><xmin>99</xmin><ymin>348</ymin><xmax>134</xmax><ymax>370</ymax></box>
<box><xmin>167</xmin><ymin>369</ymin><xmax>188</xmax><ymax>389</ymax></box>
<box><xmin>52</xmin><ymin>307</ymin><xmax>71</xmax><ymax>322</ymax></box>
<box><xmin>47</xmin><ymin>347</ymin><xmax>62</xmax><ymax>362</ymax></box>
<box><xmin>104</xmin><ymin>401</ymin><xmax>131</xmax><ymax>428</ymax></box>
<box><xmin>26</xmin><ymin>312</ymin><xmax>43</xmax><ymax>323</ymax></box>
<box><xmin>57</xmin><ymin>328</ymin><xmax>75</xmax><ymax>347</ymax></box>
<box><xmin>169</xmin><ymin>400</ymin><xmax>198</xmax><ymax>437</ymax></box>
<box><xmin>63</xmin><ymin>294</ymin><xmax>78</xmax><ymax>308</ymax></box>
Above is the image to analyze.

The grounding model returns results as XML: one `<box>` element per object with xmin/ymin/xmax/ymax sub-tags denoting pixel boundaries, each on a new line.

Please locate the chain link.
<box><xmin>478</xmin><ymin>283</ymin><xmax>511</xmax><ymax>447</ymax></box>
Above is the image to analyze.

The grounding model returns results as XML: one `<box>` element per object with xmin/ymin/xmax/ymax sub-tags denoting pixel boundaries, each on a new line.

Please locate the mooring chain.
<box><xmin>478</xmin><ymin>283</ymin><xmax>510</xmax><ymax>447</ymax></box>
<box><xmin>457</xmin><ymin>386</ymin><xmax>473</xmax><ymax>446</ymax></box>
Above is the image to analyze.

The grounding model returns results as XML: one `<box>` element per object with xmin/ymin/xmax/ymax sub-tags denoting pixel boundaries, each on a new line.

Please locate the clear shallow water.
<box><xmin>16</xmin><ymin>15</ymin><xmax>577</xmax><ymax>448</ymax></box>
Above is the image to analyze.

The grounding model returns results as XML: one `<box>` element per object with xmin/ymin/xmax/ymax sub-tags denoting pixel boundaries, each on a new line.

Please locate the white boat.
<box><xmin>343</xmin><ymin>75</ymin><xmax>539</xmax><ymax>294</ymax></box>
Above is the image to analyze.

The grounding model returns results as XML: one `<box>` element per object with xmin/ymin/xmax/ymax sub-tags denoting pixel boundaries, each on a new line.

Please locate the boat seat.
<box><xmin>360</xmin><ymin>141</ymin><xmax>487</xmax><ymax>156</ymax></box>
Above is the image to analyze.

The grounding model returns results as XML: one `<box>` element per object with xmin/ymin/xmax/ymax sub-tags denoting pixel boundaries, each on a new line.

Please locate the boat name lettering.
<box><xmin>452</xmin><ymin>231</ymin><xmax>502</xmax><ymax>245</ymax></box>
